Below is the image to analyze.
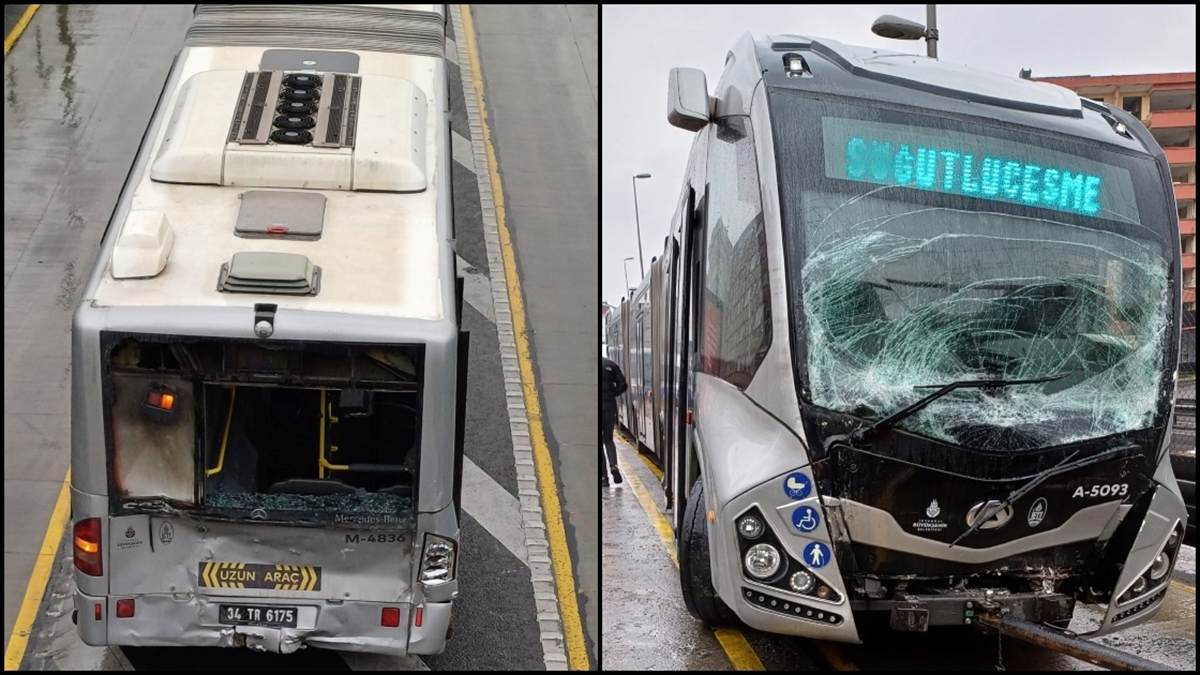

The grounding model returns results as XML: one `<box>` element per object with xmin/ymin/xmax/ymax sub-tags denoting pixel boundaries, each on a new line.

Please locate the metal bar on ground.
<box><xmin>975</xmin><ymin>613</ymin><xmax>1177</xmax><ymax>671</ymax></box>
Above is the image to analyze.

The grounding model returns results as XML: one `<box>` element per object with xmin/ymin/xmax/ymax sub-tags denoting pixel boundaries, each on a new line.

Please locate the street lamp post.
<box><xmin>623</xmin><ymin>257</ymin><xmax>635</xmax><ymax>299</ymax></box>
<box><xmin>871</xmin><ymin>4</ymin><xmax>938</xmax><ymax>59</ymax></box>
<box><xmin>632</xmin><ymin>173</ymin><xmax>652</xmax><ymax>277</ymax></box>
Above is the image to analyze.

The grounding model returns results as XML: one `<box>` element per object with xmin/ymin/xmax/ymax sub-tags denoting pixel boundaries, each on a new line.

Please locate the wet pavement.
<box><xmin>605</xmin><ymin>433</ymin><xmax>1196</xmax><ymax>670</ymax></box>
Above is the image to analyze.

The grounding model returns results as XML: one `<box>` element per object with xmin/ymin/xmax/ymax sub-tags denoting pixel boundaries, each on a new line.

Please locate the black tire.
<box><xmin>679</xmin><ymin>476</ymin><xmax>739</xmax><ymax>625</ymax></box>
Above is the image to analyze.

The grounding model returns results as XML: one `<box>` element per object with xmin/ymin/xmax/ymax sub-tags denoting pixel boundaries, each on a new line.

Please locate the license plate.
<box><xmin>218</xmin><ymin>604</ymin><xmax>297</xmax><ymax>628</ymax></box>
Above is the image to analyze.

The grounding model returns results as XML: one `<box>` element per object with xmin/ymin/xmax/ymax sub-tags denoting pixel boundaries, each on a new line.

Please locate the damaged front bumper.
<box><xmin>74</xmin><ymin>590</ymin><xmax>451</xmax><ymax>656</ymax></box>
<box><xmin>853</xmin><ymin>589</ymin><xmax>1075</xmax><ymax>631</ymax></box>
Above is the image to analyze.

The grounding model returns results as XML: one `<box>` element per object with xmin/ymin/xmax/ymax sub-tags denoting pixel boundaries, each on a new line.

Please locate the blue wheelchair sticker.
<box><xmin>783</xmin><ymin>472</ymin><xmax>812</xmax><ymax>501</ymax></box>
<box><xmin>792</xmin><ymin>505</ymin><xmax>820</xmax><ymax>534</ymax></box>
<box><xmin>803</xmin><ymin>541</ymin><xmax>831</xmax><ymax>569</ymax></box>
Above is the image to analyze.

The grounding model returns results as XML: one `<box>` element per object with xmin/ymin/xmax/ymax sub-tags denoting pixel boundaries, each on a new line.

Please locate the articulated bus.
<box><xmin>615</xmin><ymin>32</ymin><xmax>1187</xmax><ymax>641</ymax></box>
<box><xmin>70</xmin><ymin>5</ymin><xmax>466</xmax><ymax>656</ymax></box>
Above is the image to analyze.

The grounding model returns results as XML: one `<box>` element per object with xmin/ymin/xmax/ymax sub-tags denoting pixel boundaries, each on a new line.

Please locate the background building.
<box><xmin>1031</xmin><ymin>72</ymin><xmax>1196</xmax><ymax>312</ymax></box>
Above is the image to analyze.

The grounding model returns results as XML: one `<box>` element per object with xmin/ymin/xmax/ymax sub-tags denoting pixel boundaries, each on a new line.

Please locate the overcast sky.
<box><xmin>601</xmin><ymin>4</ymin><xmax>1197</xmax><ymax>309</ymax></box>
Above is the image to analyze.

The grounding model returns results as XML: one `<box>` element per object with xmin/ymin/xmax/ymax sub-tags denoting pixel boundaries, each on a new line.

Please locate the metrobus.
<box><xmin>614</xmin><ymin>32</ymin><xmax>1187</xmax><ymax>641</ymax></box>
<box><xmin>70</xmin><ymin>5</ymin><xmax>466</xmax><ymax>656</ymax></box>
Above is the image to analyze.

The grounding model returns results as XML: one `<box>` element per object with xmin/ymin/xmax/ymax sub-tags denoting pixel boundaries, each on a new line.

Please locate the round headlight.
<box><xmin>1131</xmin><ymin>576</ymin><xmax>1147</xmax><ymax>596</ymax></box>
<box><xmin>1167</xmin><ymin>528</ymin><xmax>1180</xmax><ymax>550</ymax></box>
<box><xmin>738</xmin><ymin>515</ymin><xmax>764</xmax><ymax>540</ymax></box>
<box><xmin>744</xmin><ymin>543</ymin><xmax>781</xmax><ymax>580</ymax></box>
<box><xmin>1149</xmin><ymin>552</ymin><xmax>1170</xmax><ymax>580</ymax></box>
<box><xmin>789</xmin><ymin>570</ymin><xmax>814</xmax><ymax>593</ymax></box>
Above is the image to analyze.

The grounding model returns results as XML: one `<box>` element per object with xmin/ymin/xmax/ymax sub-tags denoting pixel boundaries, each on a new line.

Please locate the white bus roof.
<box><xmin>92</xmin><ymin>5</ymin><xmax>447</xmax><ymax>322</ymax></box>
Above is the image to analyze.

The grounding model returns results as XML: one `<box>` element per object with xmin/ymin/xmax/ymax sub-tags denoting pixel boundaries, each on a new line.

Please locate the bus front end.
<box><xmin>673</xmin><ymin>34</ymin><xmax>1186</xmax><ymax>643</ymax></box>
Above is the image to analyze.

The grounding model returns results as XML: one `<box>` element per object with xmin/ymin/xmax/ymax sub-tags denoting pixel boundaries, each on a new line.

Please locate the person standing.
<box><xmin>601</xmin><ymin>356</ymin><xmax>627</xmax><ymax>487</ymax></box>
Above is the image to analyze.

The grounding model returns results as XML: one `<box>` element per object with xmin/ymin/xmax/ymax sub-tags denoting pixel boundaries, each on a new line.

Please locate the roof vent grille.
<box><xmin>218</xmin><ymin>252</ymin><xmax>321</xmax><ymax>296</ymax></box>
<box><xmin>270</xmin><ymin>129</ymin><xmax>313</xmax><ymax>144</ymax></box>
<box><xmin>228</xmin><ymin>70</ymin><xmax>360</xmax><ymax>148</ymax></box>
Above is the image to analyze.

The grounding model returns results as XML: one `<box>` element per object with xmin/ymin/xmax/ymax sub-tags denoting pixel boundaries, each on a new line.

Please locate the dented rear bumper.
<box><xmin>74</xmin><ymin>589</ymin><xmax>451</xmax><ymax>656</ymax></box>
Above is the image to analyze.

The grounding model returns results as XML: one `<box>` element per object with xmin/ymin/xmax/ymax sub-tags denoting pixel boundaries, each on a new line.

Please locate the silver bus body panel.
<box><xmin>739</xmin><ymin>71</ymin><xmax>808</xmax><ymax>444</ymax></box>
<box><xmin>831</xmin><ymin>497</ymin><xmax>1124</xmax><ymax>563</ymax></box>
<box><xmin>693</xmin><ymin>374</ymin><xmax>813</xmax><ymax>522</ymax></box>
<box><xmin>1082</xmin><ymin>455</ymin><xmax>1186</xmax><ymax>637</ymax></box>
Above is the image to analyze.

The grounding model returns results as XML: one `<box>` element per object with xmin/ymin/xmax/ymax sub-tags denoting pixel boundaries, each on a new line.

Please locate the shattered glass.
<box><xmin>799</xmin><ymin>190</ymin><xmax>1169</xmax><ymax>449</ymax></box>
<box><xmin>205</xmin><ymin>490</ymin><xmax>414</xmax><ymax>524</ymax></box>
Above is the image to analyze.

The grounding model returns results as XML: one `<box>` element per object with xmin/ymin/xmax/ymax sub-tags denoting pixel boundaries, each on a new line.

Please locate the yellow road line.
<box><xmin>5</xmin><ymin>469</ymin><xmax>71</xmax><ymax>670</ymax></box>
<box><xmin>3</xmin><ymin>4</ymin><xmax>39</xmax><ymax>57</ymax></box>
<box><xmin>618</xmin><ymin>430</ymin><xmax>664</xmax><ymax>480</ymax></box>
<box><xmin>615</xmin><ymin>447</ymin><xmax>764</xmax><ymax>670</ymax></box>
<box><xmin>811</xmin><ymin>640</ymin><xmax>860</xmax><ymax>670</ymax></box>
<box><xmin>616</xmin><ymin>448</ymin><xmax>677</xmax><ymax>567</ymax></box>
<box><xmin>1170</xmin><ymin>579</ymin><xmax>1195</xmax><ymax>595</ymax></box>
<box><xmin>459</xmin><ymin>5</ymin><xmax>588</xmax><ymax>670</ymax></box>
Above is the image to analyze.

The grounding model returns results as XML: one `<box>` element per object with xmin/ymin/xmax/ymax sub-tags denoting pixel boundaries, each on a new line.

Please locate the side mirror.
<box><xmin>667</xmin><ymin>67</ymin><xmax>709</xmax><ymax>132</ymax></box>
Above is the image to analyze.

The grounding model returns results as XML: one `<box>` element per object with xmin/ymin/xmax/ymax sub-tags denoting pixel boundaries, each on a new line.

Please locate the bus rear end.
<box><xmin>71</xmin><ymin>325</ymin><xmax>463</xmax><ymax>656</ymax></box>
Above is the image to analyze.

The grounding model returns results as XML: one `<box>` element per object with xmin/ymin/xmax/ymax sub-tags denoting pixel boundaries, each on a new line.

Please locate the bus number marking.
<box><xmin>1071</xmin><ymin>484</ymin><xmax>1128</xmax><ymax>498</ymax></box>
<box><xmin>345</xmin><ymin>533</ymin><xmax>406</xmax><ymax>544</ymax></box>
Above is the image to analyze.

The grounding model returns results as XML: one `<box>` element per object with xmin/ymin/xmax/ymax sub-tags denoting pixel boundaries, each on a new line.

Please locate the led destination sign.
<box><xmin>822</xmin><ymin>118</ymin><xmax>1139</xmax><ymax>222</ymax></box>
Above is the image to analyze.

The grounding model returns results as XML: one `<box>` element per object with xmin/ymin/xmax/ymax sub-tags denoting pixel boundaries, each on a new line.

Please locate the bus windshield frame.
<box><xmin>769</xmin><ymin>89</ymin><xmax>1178</xmax><ymax>451</ymax></box>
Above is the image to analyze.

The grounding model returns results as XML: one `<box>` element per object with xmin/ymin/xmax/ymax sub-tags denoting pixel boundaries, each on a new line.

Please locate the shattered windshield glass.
<box><xmin>773</xmin><ymin>94</ymin><xmax>1173</xmax><ymax>450</ymax></box>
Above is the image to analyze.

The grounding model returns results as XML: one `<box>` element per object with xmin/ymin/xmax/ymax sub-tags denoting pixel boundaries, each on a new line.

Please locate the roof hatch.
<box><xmin>235</xmin><ymin>190</ymin><xmax>326</xmax><ymax>240</ymax></box>
<box><xmin>218</xmin><ymin>252</ymin><xmax>321</xmax><ymax>296</ymax></box>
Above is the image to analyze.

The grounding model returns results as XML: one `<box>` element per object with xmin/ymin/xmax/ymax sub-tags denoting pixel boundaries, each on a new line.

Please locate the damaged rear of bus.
<box><xmin>70</xmin><ymin>5</ymin><xmax>464</xmax><ymax>656</ymax></box>
<box><xmin>667</xmin><ymin>33</ymin><xmax>1186</xmax><ymax>643</ymax></box>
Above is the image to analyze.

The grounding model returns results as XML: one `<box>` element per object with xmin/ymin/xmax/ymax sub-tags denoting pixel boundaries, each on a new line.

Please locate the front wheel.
<box><xmin>679</xmin><ymin>476</ymin><xmax>738</xmax><ymax>625</ymax></box>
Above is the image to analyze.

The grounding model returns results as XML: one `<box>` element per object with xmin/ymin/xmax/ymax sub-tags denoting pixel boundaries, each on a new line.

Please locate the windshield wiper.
<box><xmin>848</xmin><ymin>372</ymin><xmax>1069</xmax><ymax>446</ymax></box>
<box><xmin>949</xmin><ymin>441</ymin><xmax>1138</xmax><ymax>547</ymax></box>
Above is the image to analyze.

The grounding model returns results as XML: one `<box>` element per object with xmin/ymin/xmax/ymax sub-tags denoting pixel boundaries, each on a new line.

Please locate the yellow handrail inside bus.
<box><xmin>319</xmin><ymin>388</ymin><xmax>348</xmax><ymax>478</ymax></box>
<box><xmin>206</xmin><ymin>386</ymin><xmax>236</xmax><ymax>477</ymax></box>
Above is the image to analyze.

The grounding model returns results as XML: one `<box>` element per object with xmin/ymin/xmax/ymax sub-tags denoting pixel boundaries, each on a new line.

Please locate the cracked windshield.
<box><xmin>778</xmin><ymin>99</ymin><xmax>1172</xmax><ymax>450</ymax></box>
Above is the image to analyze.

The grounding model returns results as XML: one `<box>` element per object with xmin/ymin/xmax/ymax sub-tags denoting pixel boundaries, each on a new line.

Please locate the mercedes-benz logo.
<box><xmin>965</xmin><ymin>500</ymin><xmax>1013</xmax><ymax>530</ymax></box>
<box><xmin>251</xmin><ymin>508</ymin><xmax>268</xmax><ymax>520</ymax></box>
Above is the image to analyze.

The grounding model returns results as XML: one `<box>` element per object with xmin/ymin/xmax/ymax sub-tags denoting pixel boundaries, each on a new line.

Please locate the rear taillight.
<box><xmin>381</xmin><ymin>607</ymin><xmax>400</xmax><ymax>628</ymax></box>
<box><xmin>73</xmin><ymin>518</ymin><xmax>103</xmax><ymax>576</ymax></box>
<box><xmin>419</xmin><ymin>534</ymin><xmax>456</xmax><ymax>584</ymax></box>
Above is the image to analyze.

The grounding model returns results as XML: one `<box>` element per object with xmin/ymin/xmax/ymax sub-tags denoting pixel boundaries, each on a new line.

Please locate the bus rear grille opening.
<box><xmin>104</xmin><ymin>334</ymin><xmax>422</xmax><ymax>526</ymax></box>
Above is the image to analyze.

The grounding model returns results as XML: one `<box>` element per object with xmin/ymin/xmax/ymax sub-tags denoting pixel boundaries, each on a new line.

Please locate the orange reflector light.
<box><xmin>73</xmin><ymin>518</ymin><xmax>103</xmax><ymax>576</ymax></box>
<box><xmin>116</xmin><ymin>599</ymin><xmax>135</xmax><ymax>618</ymax></box>
<box><xmin>817</xmin><ymin>586</ymin><xmax>831</xmax><ymax>599</ymax></box>
<box><xmin>94</xmin><ymin>603</ymin><xmax>102</xmax><ymax>621</ymax></box>
<box><xmin>160</xmin><ymin>393</ymin><xmax>175</xmax><ymax>410</ymax></box>
<box><xmin>381</xmin><ymin>607</ymin><xmax>400</xmax><ymax>628</ymax></box>
<box><xmin>707</xmin><ymin>510</ymin><xmax>715</xmax><ymax>523</ymax></box>
<box><xmin>414</xmin><ymin>606</ymin><xmax>424</xmax><ymax>628</ymax></box>
<box><xmin>74</xmin><ymin>536</ymin><xmax>99</xmax><ymax>555</ymax></box>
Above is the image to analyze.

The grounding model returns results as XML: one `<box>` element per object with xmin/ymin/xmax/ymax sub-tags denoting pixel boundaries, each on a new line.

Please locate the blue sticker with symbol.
<box><xmin>783</xmin><ymin>472</ymin><xmax>812</xmax><ymax>501</ymax></box>
<box><xmin>792</xmin><ymin>505</ymin><xmax>821</xmax><ymax>533</ymax></box>
<box><xmin>803</xmin><ymin>541</ymin><xmax>831</xmax><ymax>569</ymax></box>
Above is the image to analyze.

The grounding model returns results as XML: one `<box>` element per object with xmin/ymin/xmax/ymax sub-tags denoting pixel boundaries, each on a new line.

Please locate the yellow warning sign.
<box><xmin>199</xmin><ymin>562</ymin><xmax>321</xmax><ymax>591</ymax></box>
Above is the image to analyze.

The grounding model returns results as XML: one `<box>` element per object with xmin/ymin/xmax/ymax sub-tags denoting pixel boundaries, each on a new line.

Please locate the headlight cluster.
<box><xmin>734</xmin><ymin>508</ymin><xmax>840</xmax><ymax>603</ymax></box>
<box><xmin>1117</xmin><ymin>523</ymin><xmax>1182</xmax><ymax>605</ymax></box>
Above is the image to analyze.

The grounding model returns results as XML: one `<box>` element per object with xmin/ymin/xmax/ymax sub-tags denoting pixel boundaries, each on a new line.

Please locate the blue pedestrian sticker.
<box><xmin>803</xmin><ymin>541</ymin><xmax>831</xmax><ymax>568</ymax></box>
<box><xmin>783</xmin><ymin>472</ymin><xmax>812</xmax><ymax>501</ymax></box>
<box><xmin>792</xmin><ymin>505</ymin><xmax>821</xmax><ymax>533</ymax></box>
